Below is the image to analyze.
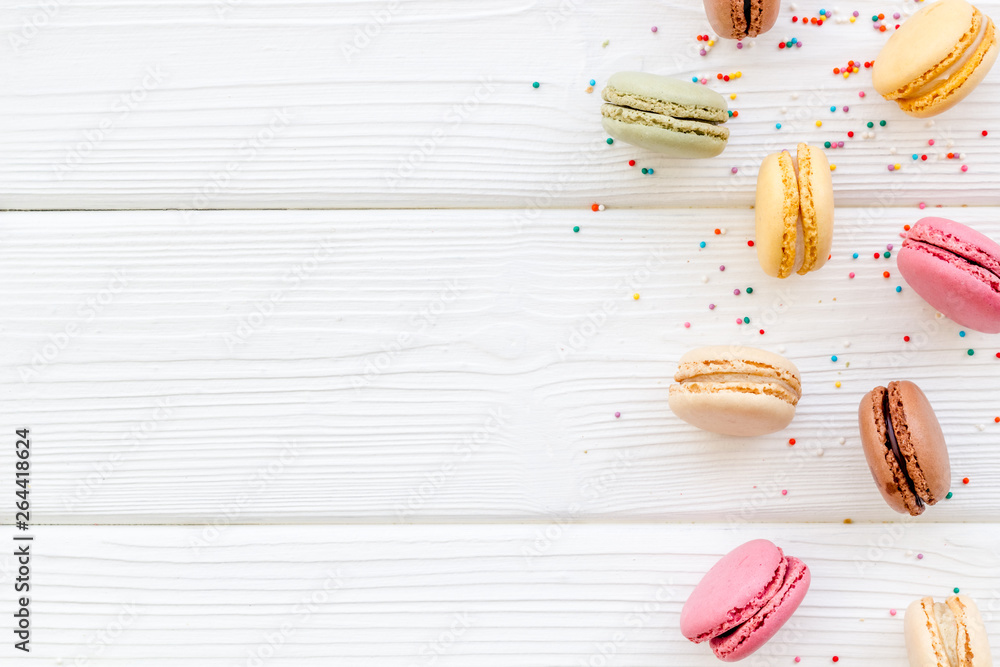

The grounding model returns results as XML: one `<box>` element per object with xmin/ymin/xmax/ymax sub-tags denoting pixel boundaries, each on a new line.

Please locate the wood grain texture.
<box><xmin>1</xmin><ymin>523</ymin><xmax>999</xmax><ymax>665</ymax></box>
<box><xmin>3</xmin><ymin>0</ymin><xmax>1000</xmax><ymax>209</ymax></box>
<box><xmin>2</xmin><ymin>209</ymin><xmax>999</xmax><ymax>524</ymax></box>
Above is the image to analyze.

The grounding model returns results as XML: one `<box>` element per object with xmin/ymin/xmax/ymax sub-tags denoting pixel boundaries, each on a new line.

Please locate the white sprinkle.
<box><xmin>889</xmin><ymin>147</ymin><xmax>897</xmax><ymax>155</ymax></box>
<box><xmin>843</xmin><ymin>340</ymin><xmax>851</xmax><ymax>348</ymax></box>
<box><xmin>780</xmin><ymin>106</ymin><xmax>788</xmax><ymax>114</ymax></box>
<box><xmin>789</xmin><ymin>3</ymin><xmax>797</xmax><ymax>10</ymax></box>
<box><xmin>838</xmin><ymin>437</ymin><xmax>847</xmax><ymax>445</ymax></box>
<box><xmin>598</xmin><ymin>204</ymin><xmax>605</xmax><ymax>211</ymax></box>
<box><xmin>778</xmin><ymin>345</ymin><xmax>787</xmax><ymax>353</ymax></box>
<box><xmin>906</xmin><ymin>550</ymin><xmax>914</xmax><ymax>557</ymax></box>
<box><xmin>720</xmin><ymin>228</ymin><xmax>727</xmax><ymax>235</ymax></box>
<box><xmin>791</xmin><ymin>93</ymin><xmax>799</xmax><ymax>100</ymax></box>
<box><xmin>701</xmin><ymin>275</ymin><xmax>709</xmax><ymax>283</ymax></box>
<box><xmin>977</xmin><ymin>424</ymin><xmax>987</xmax><ymax>432</ymax></box>
<box><xmin>947</xmin><ymin>140</ymin><xmax>955</xmax><ymax>148</ymax></box>
<box><xmin>816</xmin><ymin>448</ymin><xmax>825</xmax><ymax>457</ymax></box>
<box><xmin>925</xmin><ymin>120</ymin><xmax>935</xmax><ymax>128</ymax></box>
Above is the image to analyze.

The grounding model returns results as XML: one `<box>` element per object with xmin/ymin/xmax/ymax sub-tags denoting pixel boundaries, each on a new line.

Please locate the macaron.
<box><xmin>873</xmin><ymin>0</ymin><xmax>998</xmax><ymax>117</ymax></box>
<box><xmin>668</xmin><ymin>346</ymin><xmax>801</xmax><ymax>436</ymax></box>
<box><xmin>681</xmin><ymin>539</ymin><xmax>811</xmax><ymax>662</ymax></box>
<box><xmin>858</xmin><ymin>381</ymin><xmax>950</xmax><ymax>516</ymax></box>
<box><xmin>755</xmin><ymin>144</ymin><xmax>834</xmax><ymax>279</ymax></box>
<box><xmin>703</xmin><ymin>0</ymin><xmax>780</xmax><ymax>39</ymax></box>
<box><xmin>897</xmin><ymin>217</ymin><xmax>1000</xmax><ymax>333</ymax></box>
<box><xmin>905</xmin><ymin>595</ymin><xmax>992</xmax><ymax>666</ymax></box>
<box><xmin>601</xmin><ymin>72</ymin><xmax>729</xmax><ymax>158</ymax></box>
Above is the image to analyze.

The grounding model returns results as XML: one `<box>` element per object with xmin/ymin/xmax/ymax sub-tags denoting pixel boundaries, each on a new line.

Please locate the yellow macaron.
<box><xmin>754</xmin><ymin>144</ymin><xmax>834</xmax><ymax>279</ymax></box>
<box><xmin>873</xmin><ymin>0</ymin><xmax>998</xmax><ymax>117</ymax></box>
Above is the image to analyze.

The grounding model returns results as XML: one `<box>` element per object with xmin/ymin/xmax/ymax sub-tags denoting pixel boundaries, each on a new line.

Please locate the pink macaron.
<box><xmin>681</xmin><ymin>539</ymin><xmax>810</xmax><ymax>662</ymax></box>
<box><xmin>897</xmin><ymin>217</ymin><xmax>1000</xmax><ymax>333</ymax></box>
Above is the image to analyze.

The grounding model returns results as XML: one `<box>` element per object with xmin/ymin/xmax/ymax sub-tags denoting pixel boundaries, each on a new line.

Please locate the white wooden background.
<box><xmin>2</xmin><ymin>0</ymin><xmax>1000</xmax><ymax>665</ymax></box>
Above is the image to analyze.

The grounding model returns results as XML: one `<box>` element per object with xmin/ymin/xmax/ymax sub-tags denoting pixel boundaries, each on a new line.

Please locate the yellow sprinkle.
<box><xmin>735</xmin><ymin>71</ymin><xmax>742</xmax><ymax>78</ymax></box>
<box><xmin>586</xmin><ymin>86</ymin><xmax>594</xmax><ymax>93</ymax></box>
<box><xmin>830</xmin><ymin>164</ymin><xmax>837</xmax><ymax>171</ymax></box>
<box><xmin>708</xmin><ymin>40</ymin><xmax>715</xmax><ymax>46</ymax></box>
<box><xmin>730</xmin><ymin>94</ymin><xmax>737</xmax><ymax>100</ymax></box>
<box><xmin>633</xmin><ymin>293</ymin><xmax>640</xmax><ymax>300</ymax></box>
<box><xmin>835</xmin><ymin>381</ymin><xmax>842</xmax><ymax>388</ymax></box>
<box><xmin>894</xmin><ymin>163</ymin><xmax>901</xmax><ymax>170</ymax></box>
<box><xmin>843</xmin><ymin>72</ymin><xmax>850</xmax><ymax>78</ymax></box>
<box><xmin>853</xmin><ymin>66</ymin><xmax>859</xmax><ymax>73</ymax></box>
<box><xmin>850</xmin><ymin>16</ymin><xmax>856</xmax><ymax>22</ymax></box>
<box><xmin>816</xmin><ymin>120</ymin><xmax>823</xmax><ymax>127</ymax></box>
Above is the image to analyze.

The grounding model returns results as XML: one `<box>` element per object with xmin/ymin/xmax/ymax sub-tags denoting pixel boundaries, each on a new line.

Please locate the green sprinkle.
<box><xmin>606</xmin><ymin>138</ymin><xmax>614</xmax><ymax>145</ymax></box>
<box><xmin>746</xmin><ymin>287</ymin><xmax>753</xmax><ymax>294</ymax></box>
<box><xmin>879</xmin><ymin>120</ymin><xmax>887</xmax><ymax>127</ymax></box>
<box><xmin>573</xmin><ymin>226</ymin><xmax>580</xmax><ymax>233</ymax></box>
<box><xmin>884</xmin><ymin>251</ymin><xmax>891</xmax><ymax>258</ymax></box>
<box><xmin>946</xmin><ymin>491</ymin><xmax>954</xmax><ymax>499</ymax></box>
<box><xmin>824</xmin><ymin>141</ymin><xmax>832</xmax><ymax>148</ymax></box>
<box><xmin>968</xmin><ymin>349</ymin><xmax>975</xmax><ymax>356</ymax></box>
<box><xmin>743</xmin><ymin>316</ymin><xmax>750</xmax><ymax>324</ymax></box>
<box><xmin>954</xmin><ymin>587</ymin><xmax>961</xmax><ymax>594</ymax></box>
<box><xmin>872</xmin><ymin>14</ymin><xmax>879</xmax><ymax>21</ymax></box>
<box><xmin>642</xmin><ymin>168</ymin><xmax>648</xmax><ymax>174</ymax></box>
<box><xmin>532</xmin><ymin>81</ymin><xmax>540</xmax><ymax>88</ymax></box>
<box><xmin>867</xmin><ymin>121</ymin><xmax>875</xmax><ymax>128</ymax></box>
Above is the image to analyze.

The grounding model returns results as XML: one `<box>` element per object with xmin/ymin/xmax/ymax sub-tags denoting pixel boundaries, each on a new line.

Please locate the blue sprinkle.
<box><xmin>819</xmin><ymin>8</ymin><xmax>827</xmax><ymax>15</ymax></box>
<box><xmin>831</xmin><ymin>355</ymin><xmax>838</xmax><ymax>362</ymax></box>
<box><xmin>896</xmin><ymin>286</ymin><xmax>903</xmax><ymax>293</ymax></box>
<box><xmin>776</xmin><ymin>123</ymin><xmax>782</xmax><ymax>129</ymax></box>
<box><xmin>912</xmin><ymin>154</ymin><xmax>919</xmax><ymax>160</ymax></box>
<box><xmin>699</xmin><ymin>241</ymin><xmax>707</xmax><ymax>248</ymax></box>
<box><xmin>692</xmin><ymin>76</ymin><xmax>699</xmax><ymax>82</ymax></box>
<box><xmin>960</xmin><ymin>330</ymin><xmax>967</xmax><ymax>337</ymax></box>
<box><xmin>830</xmin><ymin>105</ymin><xmax>836</xmax><ymax>112</ymax></box>
<box><xmin>648</xmin><ymin>168</ymin><xmax>654</xmax><ymax>174</ymax></box>
<box><xmin>852</xmin><ymin>252</ymin><xmax>859</xmax><ymax>259</ymax></box>
<box><xmin>589</xmin><ymin>79</ymin><xmax>596</xmax><ymax>86</ymax></box>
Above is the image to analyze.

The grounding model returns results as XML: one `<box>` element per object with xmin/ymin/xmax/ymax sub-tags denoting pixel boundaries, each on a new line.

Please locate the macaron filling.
<box><xmin>883</xmin><ymin>390</ymin><xmax>924</xmax><ymax>511</ymax></box>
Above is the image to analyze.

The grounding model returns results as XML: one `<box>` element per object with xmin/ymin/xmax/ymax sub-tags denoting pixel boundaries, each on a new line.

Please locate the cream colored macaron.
<box><xmin>668</xmin><ymin>346</ymin><xmax>802</xmax><ymax>436</ymax></box>
<box><xmin>755</xmin><ymin>144</ymin><xmax>834</xmax><ymax>279</ymax></box>
<box><xmin>873</xmin><ymin>0</ymin><xmax>998</xmax><ymax>117</ymax></box>
<box><xmin>904</xmin><ymin>595</ymin><xmax>992</xmax><ymax>666</ymax></box>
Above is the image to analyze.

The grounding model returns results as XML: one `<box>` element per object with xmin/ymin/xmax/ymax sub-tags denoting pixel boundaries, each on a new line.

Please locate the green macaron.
<box><xmin>600</xmin><ymin>72</ymin><xmax>730</xmax><ymax>158</ymax></box>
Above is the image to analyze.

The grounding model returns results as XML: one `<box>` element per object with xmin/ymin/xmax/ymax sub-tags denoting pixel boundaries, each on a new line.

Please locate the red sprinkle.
<box><xmin>628</xmin><ymin>159</ymin><xmax>636</xmax><ymax>166</ymax></box>
<box><xmin>789</xmin><ymin>438</ymin><xmax>796</xmax><ymax>445</ymax></box>
<box><xmin>748</xmin><ymin>240</ymin><xmax>755</xmax><ymax>247</ymax></box>
<box><xmin>883</xmin><ymin>271</ymin><xmax>891</xmax><ymax>278</ymax></box>
<box><xmin>714</xmin><ymin>228</ymin><xmax>722</xmax><ymax>235</ymax></box>
<box><xmin>759</xmin><ymin>329</ymin><xmax>765</xmax><ymax>335</ymax></box>
<box><xmin>904</xmin><ymin>336</ymin><xmax>911</xmax><ymax>342</ymax></box>
<box><xmin>963</xmin><ymin>477</ymin><xmax>970</xmax><ymax>484</ymax></box>
<box><xmin>874</xmin><ymin>252</ymin><xmax>881</xmax><ymax>259</ymax></box>
<box><xmin>591</xmin><ymin>203</ymin><xmax>600</xmax><ymax>212</ymax></box>
<box><xmin>904</xmin><ymin>224</ymin><xmax>911</xmax><ymax>231</ymax></box>
<box><xmin>847</xmin><ymin>131</ymin><xmax>854</xmax><ymax>138</ymax></box>
<box><xmin>983</xmin><ymin>130</ymin><xmax>989</xmax><ymax>136</ymax></box>
<box><xmin>793</xmin><ymin>16</ymin><xmax>799</xmax><ymax>22</ymax></box>
<box><xmin>833</xmin><ymin>658</ymin><xmax>839</xmax><ymax>664</ymax></box>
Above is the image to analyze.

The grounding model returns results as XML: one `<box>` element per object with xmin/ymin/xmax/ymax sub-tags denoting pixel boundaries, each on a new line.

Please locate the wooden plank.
<box><xmin>0</xmin><ymin>523</ymin><xmax>998</xmax><ymax>665</ymax></box>
<box><xmin>2</xmin><ymin>0</ymin><xmax>1000</xmax><ymax>209</ymax></box>
<box><xmin>2</xmin><ymin>209</ymin><xmax>999</xmax><ymax>523</ymax></box>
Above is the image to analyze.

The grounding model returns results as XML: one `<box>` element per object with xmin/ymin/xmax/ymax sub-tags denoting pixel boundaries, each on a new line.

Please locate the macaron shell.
<box><xmin>905</xmin><ymin>595</ymin><xmax>992</xmax><ymax>667</ymax></box>
<box><xmin>680</xmin><ymin>540</ymin><xmax>786</xmax><ymax>642</ymax></box>
<box><xmin>899</xmin><ymin>16</ymin><xmax>998</xmax><ymax>117</ymax></box>
<box><xmin>795</xmin><ymin>144</ymin><xmax>834</xmax><ymax>275</ymax></box>
<box><xmin>603</xmin><ymin>71</ymin><xmax>729</xmax><ymax>120</ymax></box>
<box><xmin>703</xmin><ymin>0</ymin><xmax>748</xmax><ymax>39</ymax></box>
<box><xmin>898</xmin><ymin>218</ymin><xmax>1000</xmax><ymax>333</ymax></box>
<box><xmin>873</xmin><ymin>0</ymin><xmax>977</xmax><ymax>96</ymax></box>
<box><xmin>669</xmin><ymin>388</ymin><xmax>798</xmax><ymax>436</ymax></box>
<box><xmin>859</xmin><ymin>386</ymin><xmax>922</xmax><ymax>515</ymax></box>
<box><xmin>601</xmin><ymin>116</ymin><xmax>728</xmax><ymax>158</ymax></box>
<box><xmin>750</xmin><ymin>0</ymin><xmax>780</xmax><ymax>36</ymax></box>
<box><xmin>709</xmin><ymin>557</ymin><xmax>811</xmax><ymax>662</ymax></box>
<box><xmin>889</xmin><ymin>381</ymin><xmax>951</xmax><ymax>507</ymax></box>
<box><xmin>755</xmin><ymin>151</ymin><xmax>799</xmax><ymax>278</ymax></box>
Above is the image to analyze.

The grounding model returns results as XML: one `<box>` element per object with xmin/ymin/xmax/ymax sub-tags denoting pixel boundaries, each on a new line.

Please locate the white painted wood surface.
<box><xmin>3</xmin><ymin>0</ymin><xmax>1000</xmax><ymax>664</ymax></box>
<box><xmin>2</xmin><ymin>0</ymin><xmax>1000</xmax><ymax>209</ymax></box>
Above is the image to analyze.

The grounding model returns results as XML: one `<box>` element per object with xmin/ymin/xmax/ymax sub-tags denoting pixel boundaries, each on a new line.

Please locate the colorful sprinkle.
<box><xmin>573</xmin><ymin>226</ymin><xmax>580</xmax><ymax>233</ymax></box>
<box><xmin>831</xmin><ymin>355</ymin><xmax>838</xmax><ymax>362</ymax></box>
<box><xmin>954</xmin><ymin>587</ymin><xmax>961</xmax><ymax>593</ymax></box>
<box><xmin>947</xmin><ymin>491</ymin><xmax>954</xmax><ymax>499</ymax></box>
<box><xmin>633</xmin><ymin>293</ymin><xmax>640</xmax><ymax>300</ymax></box>
<box><xmin>606</xmin><ymin>138</ymin><xmax>614</xmax><ymax>144</ymax></box>
<box><xmin>963</xmin><ymin>477</ymin><xmax>970</xmax><ymax>484</ymax></box>
<box><xmin>896</xmin><ymin>286</ymin><xmax>903</xmax><ymax>292</ymax></box>
<box><xmin>968</xmin><ymin>349</ymin><xmax>975</xmax><ymax>356</ymax></box>
<box><xmin>532</xmin><ymin>81</ymin><xmax>540</xmax><ymax>88</ymax></box>
<box><xmin>700</xmin><ymin>241</ymin><xmax>707</xmax><ymax>248</ymax></box>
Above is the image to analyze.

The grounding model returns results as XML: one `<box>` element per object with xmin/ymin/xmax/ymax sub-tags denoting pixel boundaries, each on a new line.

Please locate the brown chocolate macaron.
<box><xmin>858</xmin><ymin>381</ymin><xmax>951</xmax><ymax>516</ymax></box>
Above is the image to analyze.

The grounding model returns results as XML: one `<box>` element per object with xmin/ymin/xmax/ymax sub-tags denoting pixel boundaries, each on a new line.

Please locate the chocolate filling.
<box><xmin>743</xmin><ymin>0</ymin><xmax>753</xmax><ymax>35</ymax></box>
<box><xmin>882</xmin><ymin>390</ymin><xmax>923</xmax><ymax>509</ymax></box>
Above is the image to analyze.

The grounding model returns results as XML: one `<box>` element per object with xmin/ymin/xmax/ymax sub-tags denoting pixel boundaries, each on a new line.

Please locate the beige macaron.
<box><xmin>755</xmin><ymin>143</ymin><xmax>834</xmax><ymax>279</ymax></box>
<box><xmin>668</xmin><ymin>346</ymin><xmax>802</xmax><ymax>436</ymax></box>
<box><xmin>873</xmin><ymin>0</ymin><xmax>998</xmax><ymax>118</ymax></box>
<box><xmin>905</xmin><ymin>595</ymin><xmax>992</xmax><ymax>666</ymax></box>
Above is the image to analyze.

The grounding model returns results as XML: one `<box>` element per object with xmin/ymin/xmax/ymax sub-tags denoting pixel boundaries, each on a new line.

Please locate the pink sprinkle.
<box><xmin>700</xmin><ymin>78</ymin><xmax>708</xmax><ymax>84</ymax></box>
<box><xmin>928</xmin><ymin>139</ymin><xmax>935</xmax><ymax>146</ymax></box>
<box><xmin>720</xmin><ymin>265</ymin><xmax>726</xmax><ymax>272</ymax></box>
<box><xmin>684</xmin><ymin>322</ymin><xmax>691</xmax><ymax>328</ymax></box>
<box><xmin>781</xmin><ymin>489</ymin><xmax>788</xmax><ymax>496</ymax></box>
<box><xmin>795</xmin><ymin>659</ymin><xmax>802</xmax><ymax>664</ymax></box>
<box><xmin>887</xmin><ymin>244</ymin><xmax>894</xmax><ymax>250</ymax></box>
<box><xmin>849</xmin><ymin>272</ymin><xmax>856</xmax><ymax>278</ymax></box>
<box><xmin>853</xmin><ymin>10</ymin><xmax>859</xmax><ymax>16</ymax></box>
<box><xmin>843</xmin><ymin>106</ymin><xmax>849</xmax><ymax>112</ymax></box>
<box><xmin>651</xmin><ymin>26</ymin><xmax>658</xmax><ymax>32</ymax></box>
<box><xmin>615</xmin><ymin>412</ymin><xmax>621</xmax><ymax>418</ymax></box>
<box><xmin>962</xmin><ymin>164</ymin><xmax>969</xmax><ymax>172</ymax></box>
<box><xmin>737</xmin><ymin>42</ymin><xmax>744</xmax><ymax>49</ymax></box>
<box><xmin>731</xmin><ymin>167</ymin><xmax>739</xmax><ymax>174</ymax></box>
<box><xmin>917</xmin><ymin>553</ymin><xmax>924</xmax><ymax>560</ymax></box>
<box><xmin>919</xmin><ymin>202</ymin><xmax>927</xmax><ymax>209</ymax></box>
<box><xmin>734</xmin><ymin>289</ymin><xmax>741</xmax><ymax>295</ymax></box>
<box><xmin>859</xmin><ymin>91</ymin><xmax>866</xmax><ymax>98</ymax></box>
<box><xmin>837</xmin><ymin>141</ymin><xmax>845</xmax><ymax>148</ymax></box>
<box><xmin>893</xmin><ymin>12</ymin><xmax>901</xmax><ymax>18</ymax></box>
<box><xmin>700</xmin><ymin>49</ymin><xmax>707</xmax><ymax>56</ymax></box>
<box><xmin>888</xmin><ymin>164</ymin><xmax>895</xmax><ymax>171</ymax></box>
<box><xmin>736</xmin><ymin>318</ymin><xmax>743</xmax><ymax>325</ymax></box>
<box><xmin>709</xmin><ymin>303</ymin><xmax>716</xmax><ymax>310</ymax></box>
<box><xmin>890</xmin><ymin>608</ymin><xmax>897</xmax><ymax>616</ymax></box>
